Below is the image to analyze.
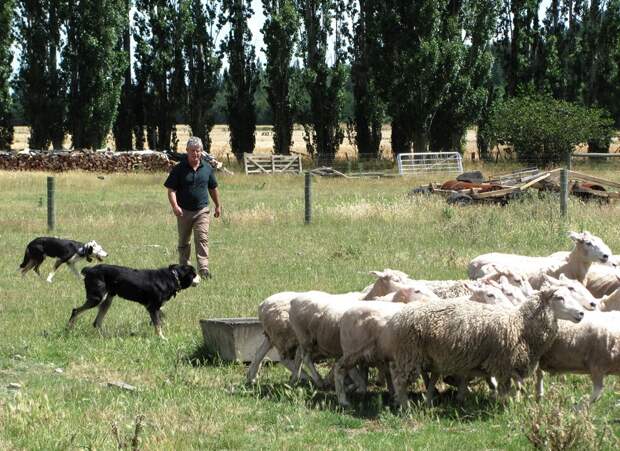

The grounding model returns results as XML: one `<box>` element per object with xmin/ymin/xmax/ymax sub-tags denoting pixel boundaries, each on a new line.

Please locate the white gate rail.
<box><xmin>244</xmin><ymin>153</ymin><xmax>302</xmax><ymax>175</ymax></box>
<box><xmin>397</xmin><ymin>152</ymin><xmax>463</xmax><ymax>176</ymax></box>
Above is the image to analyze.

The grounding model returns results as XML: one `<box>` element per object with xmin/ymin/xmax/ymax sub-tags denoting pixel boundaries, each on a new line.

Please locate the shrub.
<box><xmin>488</xmin><ymin>96</ymin><xmax>614</xmax><ymax>166</ymax></box>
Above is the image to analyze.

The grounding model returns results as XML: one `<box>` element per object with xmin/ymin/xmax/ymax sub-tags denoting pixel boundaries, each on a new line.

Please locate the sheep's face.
<box><xmin>494</xmin><ymin>276</ymin><xmax>528</xmax><ymax>305</ymax></box>
<box><xmin>466</xmin><ymin>281</ymin><xmax>512</xmax><ymax>307</ymax></box>
<box><xmin>569</xmin><ymin>231</ymin><xmax>611</xmax><ymax>264</ymax></box>
<box><xmin>546</xmin><ymin>286</ymin><xmax>585</xmax><ymax>323</ymax></box>
<box><xmin>556</xmin><ymin>274</ymin><xmax>599</xmax><ymax>310</ymax></box>
<box><xmin>392</xmin><ymin>286</ymin><xmax>437</xmax><ymax>304</ymax></box>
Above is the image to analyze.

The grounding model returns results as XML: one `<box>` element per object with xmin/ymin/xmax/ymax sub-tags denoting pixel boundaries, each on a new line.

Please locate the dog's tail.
<box><xmin>18</xmin><ymin>249</ymin><xmax>30</xmax><ymax>270</ymax></box>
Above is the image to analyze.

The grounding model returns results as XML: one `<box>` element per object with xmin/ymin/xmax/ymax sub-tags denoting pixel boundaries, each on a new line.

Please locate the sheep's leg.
<box><xmin>535</xmin><ymin>368</ymin><xmax>544</xmax><ymax>401</ymax></box>
<box><xmin>334</xmin><ymin>358</ymin><xmax>350</xmax><ymax>407</ymax></box>
<box><xmin>348</xmin><ymin>366</ymin><xmax>367</xmax><ymax>394</ymax></box>
<box><xmin>390</xmin><ymin>360</ymin><xmax>413</xmax><ymax>411</ymax></box>
<box><xmin>301</xmin><ymin>349</ymin><xmax>324</xmax><ymax>388</ymax></box>
<box><xmin>379</xmin><ymin>363</ymin><xmax>394</xmax><ymax>394</ymax></box>
<box><xmin>246</xmin><ymin>336</ymin><xmax>272</xmax><ymax>384</ymax></box>
<box><xmin>288</xmin><ymin>347</ymin><xmax>312</xmax><ymax>384</ymax></box>
<box><xmin>456</xmin><ymin>377</ymin><xmax>470</xmax><ymax>403</ymax></box>
<box><xmin>589</xmin><ymin>372</ymin><xmax>605</xmax><ymax>404</ymax></box>
<box><xmin>496</xmin><ymin>378</ymin><xmax>512</xmax><ymax>401</ymax></box>
<box><xmin>354</xmin><ymin>364</ymin><xmax>369</xmax><ymax>393</ymax></box>
<box><xmin>425</xmin><ymin>372</ymin><xmax>439</xmax><ymax>406</ymax></box>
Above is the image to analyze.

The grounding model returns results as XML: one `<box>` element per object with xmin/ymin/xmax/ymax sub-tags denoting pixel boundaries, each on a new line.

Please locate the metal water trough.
<box><xmin>199</xmin><ymin>317</ymin><xmax>280</xmax><ymax>363</ymax></box>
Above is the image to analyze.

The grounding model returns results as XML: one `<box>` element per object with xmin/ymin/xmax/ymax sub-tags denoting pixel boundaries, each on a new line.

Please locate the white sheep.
<box><xmin>247</xmin><ymin>270</ymin><xmax>418</xmax><ymax>385</ymax></box>
<box><xmin>599</xmin><ymin>287</ymin><xmax>620</xmax><ymax>311</ymax></box>
<box><xmin>468</xmin><ymin>231</ymin><xmax>612</xmax><ymax>290</ymax></box>
<box><xmin>537</xmin><ymin>310</ymin><xmax>620</xmax><ymax>404</ymax></box>
<box><xmin>384</xmin><ymin>278</ymin><xmax>585</xmax><ymax>409</ymax></box>
<box><xmin>585</xmin><ymin>263</ymin><xmax>620</xmax><ymax>298</ymax></box>
<box><xmin>288</xmin><ymin>282</ymin><xmax>437</xmax><ymax>388</ymax></box>
<box><xmin>288</xmin><ymin>293</ymin><xmax>365</xmax><ymax>388</ymax></box>
<box><xmin>332</xmin><ymin>282</ymin><xmax>515</xmax><ymax>406</ymax></box>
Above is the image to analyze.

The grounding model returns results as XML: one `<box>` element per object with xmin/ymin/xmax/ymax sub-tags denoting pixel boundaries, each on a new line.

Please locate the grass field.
<box><xmin>1</xmin><ymin>165</ymin><xmax>620</xmax><ymax>449</ymax></box>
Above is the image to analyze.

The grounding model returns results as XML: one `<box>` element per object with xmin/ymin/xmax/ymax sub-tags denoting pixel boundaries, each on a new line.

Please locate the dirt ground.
<box><xmin>9</xmin><ymin>124</ymin><xmax>619</xmax><ymax>160</ymax></box>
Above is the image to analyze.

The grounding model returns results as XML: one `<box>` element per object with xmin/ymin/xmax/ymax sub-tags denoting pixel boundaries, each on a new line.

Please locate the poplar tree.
<box><xmin>16</xmin><ymin>0</ymin><xmax>65</xmax><ymax>149</ymax></box>
<box><xmin>113</xmin><ymin>0</ymin><xmax>134</xmax><ymax>151</ymax></box>
<box><xmin>64</xmin><ymin>0</ymin><xmax>127</xmax><ymax>149</ymax></box>
<box><xmin>185</xmin><ymin>0</ymin><xmax>221</xmax><ymax>153</ymax></box>
<box><xmin>220</xmin><ymin>0</ymin><xmax>260</xmax><ymax>161</ymax></box>
<box><xmin>0</xmin><ymin>0</ymin><xmax>13</xmax><ymax>149</ymax></box>
<box><xmin>349</xmin><ymin>0</ymin><xmax>384</xmax><ymax>158</ymax></box>
<box><xmin>298</xmin><ymin>0</ymin><xmax>347</xmax><ymax>165</ymax></box>
<box><xmin>374</xmin><ymin>0</ymin><xmax>463</xmax><ymax>154</ymax></box>
<box><xmin>262</xmin><ymin>0</ymin><xmax>299</xmax><ymax>155</ymax></box>
<box><xmin>430</xmin><ymin>0</ymin><xmax>500</xmax><ymax>154</ymax></box>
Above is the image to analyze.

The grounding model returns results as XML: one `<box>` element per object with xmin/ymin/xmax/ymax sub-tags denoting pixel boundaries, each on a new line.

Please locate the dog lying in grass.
<box><xmin>68</xmin><ymin>263</ymin><xmax>200</xmax><ymax>339</ymax></box>
<box><xmin>19</xmin><ymin>237</ymin><xmax>108</xmax><ymax>283</ymax></box>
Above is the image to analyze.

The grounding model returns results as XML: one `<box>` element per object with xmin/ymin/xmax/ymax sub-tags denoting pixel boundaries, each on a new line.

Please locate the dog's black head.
<box><xmin>168</xmin><ymin>264</ymin><xmax>200</xmax><ymax>289</ymax></box>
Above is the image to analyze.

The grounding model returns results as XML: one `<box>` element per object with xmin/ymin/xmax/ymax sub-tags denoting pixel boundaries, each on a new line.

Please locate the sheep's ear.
<box><xmin>558</xmin><ymin>273</ymin><xmax>569</xmax><ymax>281</ymax></box>
<box><xmin>541</xmin><ymin>274</ymin><xmax>559</xmax><ymax>289</ymax></box>
<box><xmin>568</xmin><ymin>231</ymin><xmax>583</xmax><ymax>242</ymax></box>
<box><xmin>487</xmin><ymin>279</ymin><xmax>500</xmax><ymax>288</ymax></box>
<box><xmin>369</xmin><ymin>270</ymin><xmax>383</xmax><ymax>278</ymax></box>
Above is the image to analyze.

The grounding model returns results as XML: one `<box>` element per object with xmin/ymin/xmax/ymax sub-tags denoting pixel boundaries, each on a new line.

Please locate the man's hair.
<box><xmin>186</xmin><ymin>136</ymin><xmax>203</xmax><ymax>151</ymax></box>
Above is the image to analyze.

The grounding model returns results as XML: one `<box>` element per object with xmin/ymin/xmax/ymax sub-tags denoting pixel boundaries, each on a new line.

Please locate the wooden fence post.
<box><xmin>304</xmin><ymin>172</ymin><xmax>312</xmax><ymax>224</ymax></box>
<box><xmin>560</xmin><ymin>168</ymin><xmax>568</xmax><ymax>217</ymax></box>
<box><xmin>47</xmin><ymin>176</ymin><xmax>55</xmax><ymax>231</ymax></box>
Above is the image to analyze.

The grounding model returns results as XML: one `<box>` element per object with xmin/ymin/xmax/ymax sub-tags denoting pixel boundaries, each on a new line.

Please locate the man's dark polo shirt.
<box><xmin>164</xmin><ymin>157</ymin><xmax>218</xmax><ymax>211</ymax></box>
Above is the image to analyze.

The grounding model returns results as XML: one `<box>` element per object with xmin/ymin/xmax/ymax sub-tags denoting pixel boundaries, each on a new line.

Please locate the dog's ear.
<box><xmin>85</xmin><ymin>244</ymin><xmax>94</xmax><ymax>261</ymax></box>
<box><xmin>168</xmin><ymin>264</ymin><xmax>179</xmax><ymax>271</ymax></box>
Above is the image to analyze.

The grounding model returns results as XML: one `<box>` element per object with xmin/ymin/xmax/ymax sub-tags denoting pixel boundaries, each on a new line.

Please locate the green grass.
<box><xmin>1</xmin><ymin>167</ymin><xmax>620</xmax><ymax>450</ymax></box>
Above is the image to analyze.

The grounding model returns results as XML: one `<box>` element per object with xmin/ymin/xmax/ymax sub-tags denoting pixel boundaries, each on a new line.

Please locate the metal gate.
<box><xmin>397</xmin><ymin>152</ymin><xmax>463</xmax><ymax>176</ymax></box>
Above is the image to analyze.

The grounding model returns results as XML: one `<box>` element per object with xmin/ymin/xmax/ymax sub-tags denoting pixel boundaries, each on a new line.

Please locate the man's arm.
<box><xmin>167</xmin><ymin>188</ymin><xmax>184</xmax><ymax>217</ymax></box>
<box><xmin>209</xmin><ymin>187</ymin><xmax>222</xmax><ymax>218</ymax></box>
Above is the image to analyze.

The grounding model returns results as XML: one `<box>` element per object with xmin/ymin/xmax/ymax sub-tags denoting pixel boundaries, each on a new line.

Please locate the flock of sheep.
<box><xmin>247</xmin><ymin>231</ymin><xmax>620</xmax><ymax>409</ymax></box>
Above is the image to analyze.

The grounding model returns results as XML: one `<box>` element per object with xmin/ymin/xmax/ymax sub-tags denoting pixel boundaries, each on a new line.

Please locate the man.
<box><xmin>164</xmin><ymin>137</ymin><xmax>221</xmax><ymax>279</ymax></box>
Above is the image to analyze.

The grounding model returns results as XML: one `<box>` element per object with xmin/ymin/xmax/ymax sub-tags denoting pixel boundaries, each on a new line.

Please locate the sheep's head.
<box><xmin>364</xmin><ymin>268</ymin><xmax>414</xmax><ymax>299</ymax></box>
<box><xmin>465</xmin><ymin>281</ymin><xmax>513</xmax><ymax>308</ymax></box>
<box><xmin>391</xmin><ymin>285</ymin><xmax>438</xmax><ymax>304</ymax></box>
<box><xmin>540</xmin><ymin>277</ymin><xmax>585</xmax><ymax>323</ymax></box>
<box><xmin>487</xmin><ymin>276</ymin><xmax>528</xmax><ymax>305</ymax></box>
<box><xmin>569</xmin><ymin>231</ymin><xmax>611</xmax><ymax>264</ymax></box>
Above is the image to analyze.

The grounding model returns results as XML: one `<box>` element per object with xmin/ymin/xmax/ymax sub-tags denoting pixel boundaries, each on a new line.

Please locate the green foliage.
<box><xmin>522</xmin><ymin>385</ymin><xmax>618</xmax><ymax>450</ymax></box>
<box><xmin>185</xmin><ymin>0</ymin><xmax>221</xmax><ymax>153</ymax></box>
<box><xmin>262</xmin><ymin>0</ymin><xmax>299</xmax><ymax>155</ymax></box>
<box><xmin>348</xmin><ymin>0</ymin><xmax>385</xmax><ymax>158</ymax></box>
<box><xmin>298</xmin><ymin>0</ymin><xmax>347</xmax><ymax>165</ymax></box>
<box><xmin>64</xmin><ymin>0</ymin><xmax>127</xmax><ymax>149</ymax></box>
<box><xmin>373</xmin><ymin>1</ymin><xmax>465</xmax><ymax>155</ymax></box>
<box><xmin>0</xmin><ymin>0</ymin><xmax>13</xmax><ymax>149</ymax></box>
<box><xmin>133</xmin><ymin>0</ymin><xmax>184</xmax><ymax>151</ymax></box>
<box><xmin>112</xmin><ymin>0</ymin><xmax>133</xmax><ymax>151</ymax></box>
<box><xmin>16</xmin><ymin>0</ymin><xmax>66</xmax><ymax>149</ymax></box>
<box><xmin>430</xmin><ymin>0</ymin><xmax>500</xmax><ymax>154</ymax></box>
<box><xmin>221</xmin><ymin>0</ymin><xmax>260</xmax><ymax>161</ymax></box>
<box><xmin>489</xmin><ymin>96</ymin><xmax>614</xmax><ymax>165</ymax></box>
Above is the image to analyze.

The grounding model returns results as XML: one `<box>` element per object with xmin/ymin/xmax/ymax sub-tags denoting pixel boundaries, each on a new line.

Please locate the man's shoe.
<box><xmin>200</xmin><ymin>269</ymin><xmax>212</xmax><ymax>279</ymax></box>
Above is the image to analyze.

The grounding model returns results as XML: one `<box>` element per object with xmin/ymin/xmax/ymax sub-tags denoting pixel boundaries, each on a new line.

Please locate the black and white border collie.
<box><xmin>19</xmin><ymin>237</ymin><xmax>108</xmax><ymax>283</ymax></box>
<box><xmin>68</xmin><ymin>264</ymin><xmax>201</xmax><ymax>339</ymax></box>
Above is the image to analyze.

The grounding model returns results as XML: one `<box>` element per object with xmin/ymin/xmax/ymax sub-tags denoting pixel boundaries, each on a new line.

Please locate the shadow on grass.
<box><xmin>185</xmin><ymin>343</ymin><xmax>240</xmax><ymax>369</ymax></box>
<box><xmin>239</xmin><ymin>380</ymin><xmax>504</xmax><ymax>421</ymax></box>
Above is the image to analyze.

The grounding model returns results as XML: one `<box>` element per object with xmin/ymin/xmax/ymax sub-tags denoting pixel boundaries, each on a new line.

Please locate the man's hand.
<box><xmin>214</xmin><ymin>205</ymin><xmax>222</xmax><ymax>218</ymax></box>
<box><xmin>172</xmin><ymin>205</ymin><xmax>183</xmax><ymax>217</ymax></box>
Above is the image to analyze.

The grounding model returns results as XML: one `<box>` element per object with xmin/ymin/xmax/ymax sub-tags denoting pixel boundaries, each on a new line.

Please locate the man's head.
<box><xmin>186</xmin><ymin>136</ymin><xmax>203</xmax><ymax>166</ymax></box>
